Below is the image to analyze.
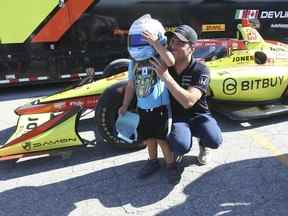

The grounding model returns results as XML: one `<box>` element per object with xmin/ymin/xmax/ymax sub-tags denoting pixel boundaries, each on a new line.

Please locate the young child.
<box><xmin>118</xmin><ymin>15</ymin><xmax>179</xmax><ymax>183</ymax></box>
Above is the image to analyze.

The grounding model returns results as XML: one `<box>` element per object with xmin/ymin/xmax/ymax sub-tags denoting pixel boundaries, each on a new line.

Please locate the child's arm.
<box><xmin>142</xmin><ymin>31</ymin><xmax>175</xmax><ymax>67</ymax></box>
<box><xmin>118</xmin><ymin>80</ymin><xmax>135</xmax><ymax>115</ymax></box>
<box><xmin>118</xmin><ymin>61</ymin><xmax>135</xmax><ymax>115</ymax></box>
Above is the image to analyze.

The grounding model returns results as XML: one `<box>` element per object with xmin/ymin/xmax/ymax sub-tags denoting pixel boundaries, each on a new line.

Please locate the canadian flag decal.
<box><xmin>235</xmin><ymin>9</ymin><xmax>259</xmax><ymax>19</ymax></box>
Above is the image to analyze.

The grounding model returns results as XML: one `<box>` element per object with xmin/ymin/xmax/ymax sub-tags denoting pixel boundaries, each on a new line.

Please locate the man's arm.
<box><xmin>142</xmin><ymin>31</ymin><xmax>175</xmax><ymax>67</ymax></box>
<box><xmin>151</xmin><ymin>40</ymin><xmax>175</xmax><ymax>67</ymax></box>
<box><xmin>149</xmin><ymin>58</ymin><xmax>202</xmax><ymax>109</ymax></box>
<box><xmin>162</xmin><ymin>71</ymin><xmax>202</xmax><ymax>109</ymax></box>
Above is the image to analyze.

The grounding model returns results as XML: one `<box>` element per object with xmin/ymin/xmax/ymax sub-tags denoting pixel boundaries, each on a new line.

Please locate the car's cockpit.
<box><xmin>193</xmin><ymin>45</ymin><xmax>228</xmax><ymax>61</ymax></box>
<box><xmin>192</xmin><ymin>39</ymin><xmax>248</xmax><ymax>62</ymax></box>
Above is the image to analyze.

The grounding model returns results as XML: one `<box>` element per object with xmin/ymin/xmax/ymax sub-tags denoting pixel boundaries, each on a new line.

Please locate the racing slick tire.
<box><xmin>101</xmin><ymin>58</ymin><xmax>131</xmax><ymax>78</ymax></box>
<box><xmin>95</xmin><ymin>80</ymin><xmax>145</xmax><ymax>150</ymax></box>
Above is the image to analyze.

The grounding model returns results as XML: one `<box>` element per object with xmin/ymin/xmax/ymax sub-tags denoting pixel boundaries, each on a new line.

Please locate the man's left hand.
<box><xmin>142</xmin><ymin>31</ymin><xmax>159</xmax><ymax>47</ymax></box>
<box><xmin>149</xmin><ymin>57</ymin><xmax>169</xmax><ymax>78</ymax></box>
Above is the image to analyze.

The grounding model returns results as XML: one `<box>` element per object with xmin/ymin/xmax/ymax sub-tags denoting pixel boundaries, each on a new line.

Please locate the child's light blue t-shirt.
<box><xmin>128</xmin><ymin>60</ymin><xmax>170</xmax><ymax>109</ymax></box>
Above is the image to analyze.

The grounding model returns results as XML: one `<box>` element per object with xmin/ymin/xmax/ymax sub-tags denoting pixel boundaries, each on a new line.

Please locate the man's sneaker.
<box><xmin>137</xmin><ymin>159</ymin><xmax>160</xmax><ymax>179</ymax></box>
<box><xmin>198</xmin><ymin>145</ymin><xmax>210</xmax><ymax>165</ymax></box>
<box><xmin>167</xmin><ymin>163</ymin><xmax>181</xmax><ymax>185</ymax></box>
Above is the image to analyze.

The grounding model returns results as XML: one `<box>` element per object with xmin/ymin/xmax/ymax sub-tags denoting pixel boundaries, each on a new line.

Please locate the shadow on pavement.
<box><xmin>0</xmin><ymin>154</ymin><xmax>287</xmax><ymax>215</ymax></box>
<box><xmin>0</xmin><ymin>159</ymin><xmax>175</xmax><ymax>216</ymax></box>
<box><xmin>157</xmin><ymin>154</ymin><xmax>288</xmax><ymax>216</ymax></box>
<box><xmin>0</xmin><ymin>139</ymin><xmax>135</xmax><ymax>181</ymax></box>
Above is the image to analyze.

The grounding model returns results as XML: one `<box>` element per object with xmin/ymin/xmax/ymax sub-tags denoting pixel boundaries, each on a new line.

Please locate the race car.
<box><xmin>1</xmin><ymin>19</ymin><xmax>288</xmax><ymax>161</ymax></box>
<box><xmin>195</xmin><ymin>20</ymin><xmax>288</xmax><ymax>120</ymax></box>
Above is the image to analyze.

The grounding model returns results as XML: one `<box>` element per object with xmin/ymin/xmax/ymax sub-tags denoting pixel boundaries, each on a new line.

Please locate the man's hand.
<box><xmin>142</xmin><ymin>31</ymin><xmax>159</xmax><ymax>47</ymax></box>
<box><xmin>149</xmin><ymin>57</ymin><xmax>169</xmax><ymax>78</ymax></box>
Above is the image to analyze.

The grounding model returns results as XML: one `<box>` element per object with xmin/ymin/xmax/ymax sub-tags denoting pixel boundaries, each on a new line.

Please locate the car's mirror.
<box><xmin>254</xmin><ymin>51</ymin><xmax>267</xmax><ymax>65</ymax></box>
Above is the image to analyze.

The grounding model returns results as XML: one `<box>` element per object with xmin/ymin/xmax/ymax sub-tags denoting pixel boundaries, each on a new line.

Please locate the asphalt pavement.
<box><xmin>0</xmin><ymin>84</ymin><xmax>288</xmax><ymax>216</ymax></box>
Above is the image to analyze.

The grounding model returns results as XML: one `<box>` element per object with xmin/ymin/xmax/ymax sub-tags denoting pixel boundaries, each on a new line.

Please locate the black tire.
<box><xmin>95</xmin><ymin>80</ymin><xmax>145</xmax><ymax>150</ymax></box>
<box><xmin>100</xmin><ymin>58</ymin><xmax>131</xmax><ymax>78</ymax></box>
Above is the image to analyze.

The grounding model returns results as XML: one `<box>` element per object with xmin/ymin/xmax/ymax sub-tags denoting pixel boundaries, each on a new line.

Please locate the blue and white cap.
<box><xmin>128</xmin><ymin>14</ymin><xmax>167</xmax><ymax>61</ymax></box>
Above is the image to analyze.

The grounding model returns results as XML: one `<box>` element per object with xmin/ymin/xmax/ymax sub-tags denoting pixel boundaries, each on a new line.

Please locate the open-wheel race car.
<box><xmin>194</xmin><ymin>19</ymin><xmax>288</xmax><ymax>120</ymax></box>
<box><xmin>1</xmin><ymin>19</ymin><xmax>288</xmax><ymax>161</ymax></box>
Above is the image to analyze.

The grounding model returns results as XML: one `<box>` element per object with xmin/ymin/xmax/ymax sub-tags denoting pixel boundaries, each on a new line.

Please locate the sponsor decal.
<box><xmin>22</xmin><ymin>138</ymin><xmax>77</xmax><ymax>151</ymax></box>
<box><xmin>235</xmin><ymin>9</ymin><xmax>288</xmax><ymax>20</ymax></box>
<box><xmin>235</xmin><ymin>9</ymin><xmax>259</xmax><ymax>19</ymax></box>
<box><xmin>202</xmin><ymin>24</ymin><xmax>225</xmax><ymax>32</ymax></box>
<box><xmin>232</xmin><ymin>56</ymin><xmax>253</xmax><ymax>63</ymax></box>
<box><xmin>199</xmin><ymin>75</ymin><xmax>209</xmax><ymax>86</ymax></box>
<box><xmin>270</xmin><ymin>47</ymin><xmax>287</xmax><ymax>52</ymax></box>
<box><xmin>223</xmin><ymin>78</ymin><xmax>237</xmax><ymax>95</ymax></box>
<box><xmin>223</xmin><ymin>76</ymin><xmax>284</xmax><ymax>95</ymax></box>
<box><xmin>271</xmin><ymin>23</ymin><xmax>288</xmax><ymax>29</ymax></box>
<box><xmin>260</xmin><ymin>11</ymin><xmax>288</xmax><ymax>19</ymax></box>
<box><xmin>22</xmin><ymin>142</ymin><xmax>32</xmax><ymax>151</ymax></box>
<box><xmin>113</xmin><ymin>28</ymin><xmax>128</xmax><ymax>36</ymax></box>
<box><xmin>240</xmin><ymin>76</ymin><xmax>284</xmax><ymax>91</ymax></box>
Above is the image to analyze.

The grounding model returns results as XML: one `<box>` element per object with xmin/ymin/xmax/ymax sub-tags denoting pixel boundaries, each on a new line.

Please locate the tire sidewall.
<box><xmin>95</xmin><ymin>81</ymin><xmax>145</xmax><ymax>150</ymax></box>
